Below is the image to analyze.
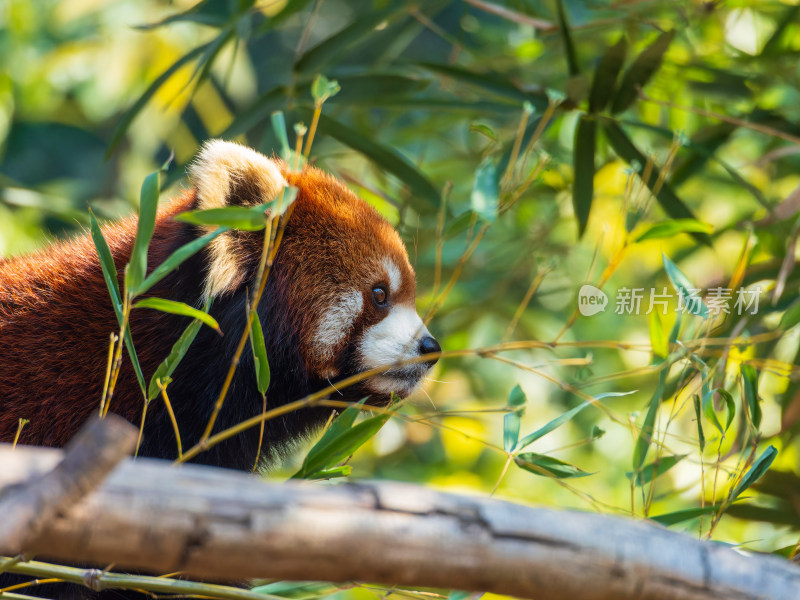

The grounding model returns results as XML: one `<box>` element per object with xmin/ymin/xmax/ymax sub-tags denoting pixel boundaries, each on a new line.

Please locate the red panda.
<box><xmin>0</xmin><ymin>140</ymin><xmax>440</xmax><ymax>471</ymax></box>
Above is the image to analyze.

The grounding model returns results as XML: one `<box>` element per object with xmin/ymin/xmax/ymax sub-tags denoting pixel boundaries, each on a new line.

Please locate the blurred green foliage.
<box><xmin>4</xmin><ymin>0</ymin><xmax>800</xmax><ymax>595</ymax></box>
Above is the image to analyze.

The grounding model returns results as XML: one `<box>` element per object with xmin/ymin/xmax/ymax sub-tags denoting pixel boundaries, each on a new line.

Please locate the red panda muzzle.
<box><xmin>0</xmin><ymin>140</ymin><xmax>439</xmax><ymax>471</ymax></box>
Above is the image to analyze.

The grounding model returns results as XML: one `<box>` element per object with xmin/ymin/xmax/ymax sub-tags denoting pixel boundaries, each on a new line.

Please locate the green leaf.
<box><xmin>270</xmin><ymin>111</ymin><xmax>291</xmax><ymax>161</ymax></box>
<box><xmin>89</xmin><ymin>210</ymin><xmax>146</xmax><ymax>395</ymax></box>
<box><xmin>648</xmin><ymin>310</ymin><xmax>668</xmax><ymax>359</ymax></box>
<box><xmin>626</xmin><ymin>454</ymin><xmax>685</xmax><ymax>486</ymax></box>
<box><xmin>650</xmin><ymin>504</ymin><xmax>720</xmax><ymax>526</ymax></box>
<box><xmin>107</xmin><ymin>43</ymin><xmax>209</xmax><ymax>157</ymax></box>
<box><xmin>602</xmin><ymin>120</ymin><xmax>710</xmax><ymax>245</ymax></box>
<box><xmin>133</xmin><ymin>227</ymin><xmax>228</xmax><ymax>297</ymax></box>
<box><xmin>89</xmin><ymin>209</ymin><xmax>122</xmax><ymax>316</ymax></box>
<box><xmin>703</xmin><ymin>389</ymin><xmax>736</xmax><ymax>435</ymax></box>
<box><xmin>730</xmin><ymin>445</ymin><xmax>778</xmax><ymax>503</ymax></box>
<box><xmin>309</xmin><ymin>112</ymin><xmax>440</xmax><ymax>212</ymax></box>
<box><xmin>517</xmin><ymin>391</ymin><xmax>634</xmax><ymax>452</ymax></box>
<box><xmin>471</xmin><ymin>156</ymin><xmax>499</xmax><ymax>223</ymax></box>
<box><xmin>662</xmin><ymin>253</ymin><xmax>709</xmax><ymax>318</ymax></box>
<box><xmin>555</xmin><ymin>0</ymin><xmax>580</xmax><ymax>76</ymax></box>
<box><xmin>444</xmin><ymin>210</ymin><xmax>479</xmax><ymax>239</ymax></box>
<box><xmin>741</xmin><ymin>364</ymin><xmax>762</xmax><ymax>431</ymax></box>
<box><xmin>670</xmin><ymin>123</ymin><xmax>737</xmax><ymax>187</ymax></box>
<box><xmin>293</xmin><ymin>409</ymin><xmax>391</xmax><ymax>479</ymax></box>
<box><xmin>589</xmin><ymin>37</ymin><xmax>627</xmax><ymax>113</ymax></box>
<box><xmin>294</xmin><ymin>7</ymin><xmax>406</xmax><ymax>73</ymax></box>
<box><xmin>633</xmin><ymin>370</ymin><xmax>667</xmax><ymax>471</ymax></box>
<box><xmin>250</xmin><ymin>315</ymin><xmax>270</xmax><ymax>395</ymax></box>
<box><xmin>572</xmin><ymin>115</ymin><xmax>596</xmax><ymax>237</ymax></box>
<box><xmin>310</xmin><ymin>74</ymin><xmax>341</xmax><ymax>104</ymax></box>
<box><xmin>417</xmin><ymin>62</ymin><xmax>546</xmax><ymax>107</ymax></box>
<box><xmin>636</xmin><ymin>219</ymin><xmax>713</xmax><ymax>242</ymax></box>
<box><xmin>515</xmin><ymin>452</ymin><xmax>592</xmax><ymax>479</ymax></box>
<box><xmin>780</xmin><ymin>298</ymin><xmax>800</xmax><ymax>330</ymax></box>
<box><xmin>693</xmin><ymin>395</ymin><xmax>705</xmax><ymax>452</ymax></box>
<box><xmin>503</xmin><ymin>385</ymin><xmax>526</xmax><ymax>453</ymax></box>
<box><xmin>125</xmin><ymin>170</ymin><xmax>162</xmax><ymax>293</ymax></box>
<box><xmin>175</xmin><ymin>203</ymin><xmax>272</xmax><ymax>230</ymax></box>
<box><xmin>133</xmin><ymin>298</ymin><xmax>221</xmax><ymax>334</ymax></box>
<box><xmin>135</xmin><ymin>0</ymin><xmax>237</xmax><ymax>30</ymax></box>
<box><xmin>147</xmin><ymin>300</ymin><xmax>210</xmax><ymax>401</ymax></box>
<box><xmin>611</xmin><ymin>30</ymin><xmax>675</xmax><ymax>114</ymax></box>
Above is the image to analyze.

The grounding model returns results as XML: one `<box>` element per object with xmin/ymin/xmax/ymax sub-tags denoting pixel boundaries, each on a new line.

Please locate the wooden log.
<box><xmin>2</xmin><ymin>443</ymin><xmax>800</xmax><ymax>600</ymax></box>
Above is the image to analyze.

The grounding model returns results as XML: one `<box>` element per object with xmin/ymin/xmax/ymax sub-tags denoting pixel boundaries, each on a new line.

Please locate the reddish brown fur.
<box><xmin>0</xmin><ymin>193</ymin><xmax>195</xmax><ymax>446</ymax></box>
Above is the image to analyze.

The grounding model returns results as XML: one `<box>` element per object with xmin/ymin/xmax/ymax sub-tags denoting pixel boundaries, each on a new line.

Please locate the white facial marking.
<box><xmin>383</xmin><ymin>258</ymin><xmax>402</xmax><ymax>295</ymax></box>
<box><xmin>314</xmin><ymin>290</ymin><xmax>364</xmax><ymax>365</ymax></box>
<box><xmin>359</xmin><ymin>306</ymin><xmax>429</xmax><ymax>370</ymax></box>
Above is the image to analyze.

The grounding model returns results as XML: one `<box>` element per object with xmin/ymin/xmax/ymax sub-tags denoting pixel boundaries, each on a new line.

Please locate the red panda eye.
<box><xmin>372</xmin><ymin>286</ymin><xmax>388</xmax><ymax>307</ymax></box>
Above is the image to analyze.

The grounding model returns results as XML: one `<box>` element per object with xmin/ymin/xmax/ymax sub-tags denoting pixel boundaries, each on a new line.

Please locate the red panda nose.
<box><xmin>418</xmin><ymin>335</ymin><xmax>441</xmax><ymax>365</ymax></box>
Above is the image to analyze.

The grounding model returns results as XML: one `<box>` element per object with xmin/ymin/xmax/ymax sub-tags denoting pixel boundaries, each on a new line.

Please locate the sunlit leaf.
<box><xmin>648</xmin><ymin>311</ymin><xmax>668</xmax><ymax>359</ymax></box>
<box><xmin>250</xmin><ymin>314</ymin><xmax>270</xmax><ymax>395</ymax></box>
<box><xmin>693</xmin><ymin>395</ymin><xmax>705</xmax><ymax>452</ymax></box>
<box><xmin>310</xmin><ymin>74</ymin><xmax>341</xmax><ymax>104</ymax></box>
<box><xmin>175</xmin><ymin>204</ymin><xmax>272</xmax><ymax>230</ymax></box>
<box><xmin>503</xmin><ymin>384</ymin><xmax>526</xmax><ymax>452</ymax></box>
<box><xmin>780</xmin><ymin>298</ymin><xmax>800</xmax><ymax>330</ymax></box>
<box><xmin>134</xmin><ymin>298</ymin><xmax>221</xmax><ymax>335</ymax></box>
<box><xmin>107</xmin><ymin>43</ymin><xmax>210</xmax><ymax>157</ymax></box>
<box><xmin>515</xmin><ymin>452</ymin><xmax>592</xmax><ymax>478</ymax></box>
<box><xmin>703</xmin><ymin>389</ymin><xmax>735</xmax><ymax>435</ymax></box>
<box><xmin>636</xmin><ymin>219</ymin><xmax>713</xmax><ymax>242</ymax></box>
<box><xmin>125</xmin><ymin>169</ymin><xmax>162</xmax><ymax>293</ymax></box>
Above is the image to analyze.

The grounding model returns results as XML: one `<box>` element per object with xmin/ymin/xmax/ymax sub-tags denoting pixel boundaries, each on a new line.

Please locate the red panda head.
<box><xmin>189</xmin><ymin>140</ymin><xmax>440</xmax><ymax>402</ymax></box>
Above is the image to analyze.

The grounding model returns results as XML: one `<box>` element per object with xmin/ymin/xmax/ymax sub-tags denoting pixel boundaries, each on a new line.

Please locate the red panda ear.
<box><xmin>188</xmin><ymin>140</ymin><xmax>287</xmax><ymax>299</ymax></box>
<box><xmin>189</xmin><ymin>139</ymin><xmax>286</xmax><ymax>210</ymax></box>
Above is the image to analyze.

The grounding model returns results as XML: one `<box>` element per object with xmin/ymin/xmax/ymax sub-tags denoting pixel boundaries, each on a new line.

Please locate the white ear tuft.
<box><xmin>189</xmin><ymin>139</ymin><xmax>286</xmax><ymax>209</ymax></box>
<box><xmin>188</xmin><ymin>140</ymin><xmax>287</xmax><ymax>300</ymax></box>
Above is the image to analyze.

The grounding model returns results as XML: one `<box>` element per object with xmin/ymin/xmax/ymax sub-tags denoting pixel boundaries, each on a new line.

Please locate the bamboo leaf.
<box><xmin>780</xmin><ymin>298</ymin><xmax>800</xmax><ymax>330</ymax></box>
<box><xmin>555</xmin><ymin>0</ymin><xmax>580</xmax><ymax>76</ymax></box>
<box><xmin>741</xmin><ymin>364</ymin><xmax>762</xmax><ymax>431</ymax></box>
<box><xmin>611</xmin><ymin>30</ymin><xmax>675</xmax><ymax>114</ymax></box>
<box><xmin>663</xmin><ymin>253</ymin><xmax>709</xmax><ymax>318</ymax></box>
<box><xmin>648</xmin><ymin>311</ymin><xmax>668</xmax><ymax>359</ymax></box>
<box><xmin>133</xmin><ymin>298</ymin><xmax>222</xmax><ymax>335</ymax></box>
<box><xmin>270</xmin><ymin>111</ymin><xmax>291</xmax><ymax>161</ymax></box>
<box><xmin>517</xmin><ymin>391</ymin><xmax>634</xmax><ymax>452</ymax></box>
<box><xmin>107</xmin><ymin>43</ymin><xmax>209</xmax><ymax>157</ymax></box>
<box><xmin>651</xmin><ymin>504</ymin><xmax>720</xmax><ymax>526</ymax></box>
<box><xmin>293</xmin><ymin>409</ymin><xmax>391</xmax><ymax>479</ymax></box>
<box><xmin>250</xmin><ymin>315</ymin><xmax>270</xmax><ymax>395</ymax></box>
<box><xmin>89</xmin><ymin>210</ymin><xmax>147</xmax><ymax>395</ymax></box>
<box><xmin>693</xmin><ymin>395</ymin><xmax>705</xmax><ymax>452</ymax></box>
<box><xmin>147</xmin><ymin>300</ymin><xmax>210</xmax><ymax>401</ymax></box>
<box><xmin>589</xmin><ymin>37</ymin><xmax>627</xmax><ymax>113</ymax></box>
<box><xmin>572</xmin><ymin>115</ymin><xmax>596</xmax><ymax>237</ymax></box>
<box><xmin>626</xmin><ymin>454</ymin><xmax>686</xmax><ymax>486</ymax></box>
<box><xmin>602</xmin><ymin>120</ymin><xmax>710</xmax><ymax>245</ymax></box>
<box><xmin>503</xmin><ymin>385</ymin><xmax>526</xmax><ymax>452</ymax></box>
<box><xmin>175</xmin><ymin>204</ymin><xmax>272</xmax><ymax>230</ymax></box>
<box><xmin>633</xmin><ymin>370</ymin><xmax>667</xmax><ymax>471</ymax></box>
<box><xmin>125</xmin><ymin>169</ymin><xmax>162</xmax><ymax>294</ymax></box>
<box><xmin>471</xmin><ymin>156</ymin><xmax>499</xmax><ymax>223</ymax></box>
<box><xmin>417</xmin><ymin>62</ymin><xmax>546</xmax><ymax>107</ymax></box>
<box><xmin>636</xmin><ymin>219</ymin><xmax>713</xmax><ymax>242</ymax></box>
<box><xmin>515</xmin><ymin>452</ymin><xmax>592</xmax><ymax>479</ymax></box>
<box><xmin>309</xmin><ymin>112</ymin><xmax>440</xmax><ymax>212</ymax></box>
<box><xmin>730</xmin><ymin>445</ymin><xmax>778</xmax><ymax>502</ymax></box>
